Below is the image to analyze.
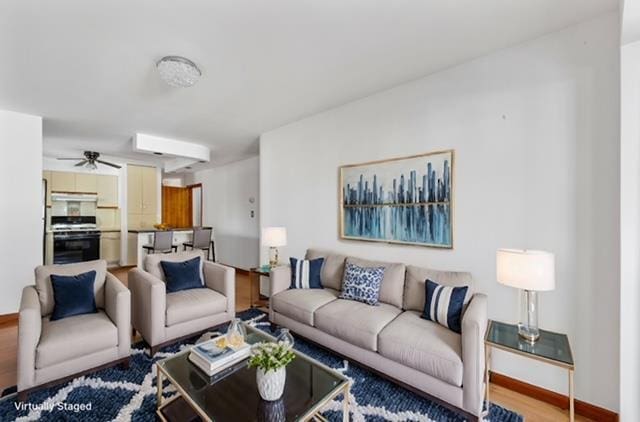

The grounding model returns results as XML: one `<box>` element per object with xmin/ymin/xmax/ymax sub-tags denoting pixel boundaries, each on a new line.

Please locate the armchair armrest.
<box><xmin>128</xmin><ymin>268</ymin><xmax>166</xmax><ymax>347</ymax></box>
<box><xmin>269</xmin><ymin>266</ymin><xmax>291</xmax><ymax>321</ymax></box>
<box><xmin>203</xmin><ymin>261</ymin><xmax>235</xmax><ymax>317</ymax></box>
<box><xmin>461</xmin><ymin>293</ymin><xmax>488</xmax><ymax>416</ymax></box>
<box><xmin>18</xmin><ymin>286</ymin><xmax>42</xmax><ymax>391</ymax></box>
<box><xmin>105</xmin><ymin>273</ymin><xmax>131</xmax><ymax>359</ymax></box>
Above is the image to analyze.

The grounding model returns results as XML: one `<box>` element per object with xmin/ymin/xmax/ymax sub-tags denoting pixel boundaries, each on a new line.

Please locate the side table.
<box><xmin>248</xmin><ymin>267</ymin><xmax>271</xmax><ymax>308</ymax></box>
<box><xmin>484</xmin><ymin>320</ymin><xmax>575</xmax><ymax>421</ymax></box>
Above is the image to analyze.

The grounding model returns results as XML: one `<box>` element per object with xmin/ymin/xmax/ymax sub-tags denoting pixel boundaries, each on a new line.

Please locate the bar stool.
<box><xmin>142</xmin><ymin>230</ymin><xmax>177</xmax><ymax>254</ymax></box>
<box><xmin>182</xmin><ymin>227</ymin><xmax>215</xmax><ymax>261</ymax></box>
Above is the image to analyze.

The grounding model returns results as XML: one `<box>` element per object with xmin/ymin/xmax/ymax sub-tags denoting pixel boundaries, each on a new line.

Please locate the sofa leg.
<box><xmin>120</xmin><ymin>358</ymin><xmax>130</xmax><ymax>370</ymax></box>
<box><xmin>17</xmin><ymin>391</ymin><xmax>27</xmax><ymax>402</ymax></box>
<box><xmin>149</xmin><ymin>346</ymin><xmax>157</xmax><ymax>358</ymax></box>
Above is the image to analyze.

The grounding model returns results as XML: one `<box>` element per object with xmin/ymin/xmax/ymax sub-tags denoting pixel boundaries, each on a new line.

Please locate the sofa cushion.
<box><xmin>290</xmin><ymin>257</ymin><xmax>324</xmax><ymax>289</ymax></box>
<box><xmin>35</xmin><ymin>260</ymin><xmax>107</xmax><ymax>317</ymax></box>
<box><xmin>339</xmin><ymin>262</ymin><xmax>385</xmax><ymax>305</ymax></box>
<box><xmin>166</xmin><ymin>288</ymin><xmax>227</xmax><ymax>327</ymax></box>
<box><xmin>378</xmin><ymin>311</ymin><xmax>463</xmax><ymax>387</ymax></box>
<box><xmin>347</xmin><ymin>257</ymin><xmax>405</xmax><ymax>308</ymax></box>
<box><xmin>36</xmin><ymin>311</ymin><xmax>118</xmax><ymax>369</ymax></box>
<box><xmin>272</xmin><ymin>288</ymin><xmax>339</xmax><ymax>326</ymax></box>
<box><xmin>50</xmin><ymin>270</ymin><xmax>98</xmax><ymax>321</ymax></box>
<box><xmin>161</xmin><ymin>256</ymin><xmax>203</xmax><ymax>293</ymax></box>
<box><xmin>144</xmin><ymin>250</ymin><xmax>204</xmax><ymax>282</ymax></box>
<box><xmin>404</xmin><ymin>265</ymin><xmax>473</xmax><ymax>313</ymax></box>
<box><xmin>423</xmin><ymin>280</ymin><xmax>469</xmax><ymax>334</ymax></box>
<box><xmin>314</xmin><ymin>299</ymin><xmax>401</xmax><ymax>351</ymax></box>
<box><xmin>305</xmin><ymin>249</ymin><xmax>347</xmax><ymax>290</ymax></box>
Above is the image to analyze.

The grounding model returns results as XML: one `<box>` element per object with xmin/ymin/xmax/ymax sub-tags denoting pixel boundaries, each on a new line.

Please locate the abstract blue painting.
<box><xmin>340</xmin><ymin>150</ymin><xmax>453</xmax><ymax>248</ymax></box>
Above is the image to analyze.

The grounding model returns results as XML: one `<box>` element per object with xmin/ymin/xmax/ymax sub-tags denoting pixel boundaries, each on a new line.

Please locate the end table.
<box><xmin>484</xmin><ymin>320</ymin><xmax>575</xmax><ymax>421</ymax></box>
<box><xmin>248</xmin><ymin>267</ymin><xmax>271</xmax><ymax>308</ymax></box>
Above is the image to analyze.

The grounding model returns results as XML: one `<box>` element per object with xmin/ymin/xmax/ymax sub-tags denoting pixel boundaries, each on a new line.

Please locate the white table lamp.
<box><xmin>262</xmin><ymin>227</ymin><xmax>287</xmax><ymax>267</ymax></box>
<box><xmin>496</xmin><ymin>248</ymin><xmax>555</xmax><ymax>342</ymax></box>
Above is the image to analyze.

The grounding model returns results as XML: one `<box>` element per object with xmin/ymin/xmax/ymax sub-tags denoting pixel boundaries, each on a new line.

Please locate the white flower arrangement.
<box><xmin>248</xmin><ymin>341</ymin><xmax>295</xmax><ymax>373</ymax></box>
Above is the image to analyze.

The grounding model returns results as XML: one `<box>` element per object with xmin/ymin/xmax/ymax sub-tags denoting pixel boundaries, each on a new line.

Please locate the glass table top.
<box><xmin>486</xmin><ymin>320</ymin><xmax>574</xmax><ymax>368</ymax></box>
<box><xmin>157</xmin><ymin>323</ymin><xmax>348</xmax><ymax>421</ymax></box>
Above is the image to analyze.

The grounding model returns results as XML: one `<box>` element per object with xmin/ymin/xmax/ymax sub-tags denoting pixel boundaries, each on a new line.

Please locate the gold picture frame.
<box><xmin>339</xmin><ymin>149</ymin><xmax>454</xmax><ymax>248</ymax></box>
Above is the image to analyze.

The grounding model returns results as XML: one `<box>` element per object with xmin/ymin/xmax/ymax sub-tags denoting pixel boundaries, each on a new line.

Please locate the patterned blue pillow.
<box><xmin>422</xmin><ymin>279</ymin><xmax>469</xmax><ymax>334</ymax></box>
<box><xmin>339</xmin><ymin>262</ymin><xmax>385</xmax><ymax>306</ymax></box>
<box><xmin>290</xmin><ymin>257</ymin><xmax>324</xmax><ymax>289</ymax></box>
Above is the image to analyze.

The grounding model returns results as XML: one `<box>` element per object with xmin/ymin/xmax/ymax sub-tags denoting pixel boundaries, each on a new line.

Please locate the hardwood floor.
<box><xmin>0</xmin><ymin>267</ymin><xmax>592</xmax><ymax>421</ymax></box>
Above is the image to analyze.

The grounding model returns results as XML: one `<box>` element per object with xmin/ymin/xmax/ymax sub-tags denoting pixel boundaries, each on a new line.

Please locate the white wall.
<box><xmin>192</xmin><ymin>157</ymin><xmax>259</xmax><ymax>270</ymax></box>
<box><xmin>619</xmin><ymin>17</ymin><xmax>640</xmax><ymax>422</ymax></box>
<box><xmin>260</xmin><ymin>14</ymin><xmax>620</xmax><ymax>411</ymax></box>
<box><xmin>0</xmin><ymin>110</ymin><xmax>43</xmax><ymax>314</ymax></box>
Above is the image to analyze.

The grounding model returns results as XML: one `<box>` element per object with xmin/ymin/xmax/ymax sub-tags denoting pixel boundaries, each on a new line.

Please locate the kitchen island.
<box><xmin>127</xmin><ymin>227</ymin><xmax>213</xmax><ymax>268</ymax></box>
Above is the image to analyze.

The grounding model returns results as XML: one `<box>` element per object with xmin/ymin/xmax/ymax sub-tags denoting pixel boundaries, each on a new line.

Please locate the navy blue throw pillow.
<box><xmin>421</xmin><ymin>279</ymin><xmax>469</xmax><ymax>334</ymax></box>
<box><xmin>161</xmin><ymin>257</ymin><xmax>203</xmax><ymax>293</ymax></box>
<box><xmin>290</xmin><ymin>257</ymin><xmax>324</xmax><ymax>289</ymax></box>
<box><xmin>50</xmin><ymin>270</ymin><xmax>98</xmax><ymax>321</ymax></box>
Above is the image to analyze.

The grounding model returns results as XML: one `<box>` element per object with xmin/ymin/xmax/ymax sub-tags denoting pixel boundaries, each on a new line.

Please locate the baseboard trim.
<box><xmin>490</xmin><ymin>371</ymin><xmax>618</xmax><ymax>422</ymax></box>
<box><xmin>0</xmin><ymin>313</ymin><xmax>18</xmax><ymax>326</ymax></box>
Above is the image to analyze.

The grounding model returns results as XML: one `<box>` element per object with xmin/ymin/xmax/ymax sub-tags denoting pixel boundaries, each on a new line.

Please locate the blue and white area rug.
<box><xmin>0</xmin><ymin>309</ymin><xmax>521</xmax><ymax>421</ymax></box>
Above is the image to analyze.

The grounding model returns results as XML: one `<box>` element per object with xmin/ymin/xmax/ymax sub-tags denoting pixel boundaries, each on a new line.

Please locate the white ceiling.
<box><xmin>0</xmin><ymin>0</ymin><xmax>617</xmax><ymax>169</ymax></box>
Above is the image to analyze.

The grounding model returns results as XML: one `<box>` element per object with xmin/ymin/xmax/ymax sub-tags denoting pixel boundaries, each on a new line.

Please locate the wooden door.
<box><xmin>162</xmin><ymin>186</ymin><xmax>192</xmax><ymax>228</ymax></box>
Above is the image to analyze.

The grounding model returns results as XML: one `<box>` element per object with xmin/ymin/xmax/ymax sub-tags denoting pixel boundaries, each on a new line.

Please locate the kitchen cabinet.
<box><xmin>50</xmin><ymin>171</ymin><xmax>76</xmax><ymax>192</ymax></box>
<box><xmin>42</xmin><ymin>171</ymin><xmax>52</xmax><ymax>206</ymax></box>
<box><xmin>45</xmin><ymin>233</ymin><xmax>53</xmax><ymax>265</ymax></box>
<box><xmin>100</xmin><ymin>232</ymin><xmax>121</xmax><ymax>264</ymax></box>
<box><xmin>97</xmin><ymin>174</ymin><xmax>118</xmax><ymax>207</ymax></box>
<box><xmin>127</xmin><ymin>164</ymin><xmax>158</xmax><ymax>229</ymax></box>
<box><xmin>75</xmin><ymin>173</ymin><xmax>97</xmax><ymax>193</ymax></box>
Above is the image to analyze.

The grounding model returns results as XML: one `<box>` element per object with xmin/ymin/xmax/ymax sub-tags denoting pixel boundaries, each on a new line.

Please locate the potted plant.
<box><xmin>248</xmin><ymin>341</ymin><xmax>295</xmax><ymax>401</ymax></box>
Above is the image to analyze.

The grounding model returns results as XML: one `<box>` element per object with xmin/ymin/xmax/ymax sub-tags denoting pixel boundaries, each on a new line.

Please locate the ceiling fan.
<box><xmin>57</xmin><ymin>151</ymin><xmax>121</xmax><ymax>170</ymax></box>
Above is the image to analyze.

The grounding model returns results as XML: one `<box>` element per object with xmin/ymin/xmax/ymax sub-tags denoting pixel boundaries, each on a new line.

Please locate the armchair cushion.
<box><xmin>35</xmin><ymin>260</ymin><xmax>107</xmax><ymax>316</ymax></box>
<box><xmin>50</xmin><ymin>270</ymin><xmax>98</xmax><ymax>321</ymax></box>
<box><xmin>36</xmin><ymin>311</ymin><xmax>118</xmax><ymax>369</ymax></box>
<box><xmin>161</xmin><ymin>256</ymin><xmax>203</xmax><ymax>293</ymax></box>
<box><xmin>145</xmin><ymin>250</ymin><xmax>204</xmax><ymax>282</ymax></box>
<box><xmin>166</xmin><ymin>288</ymin><xmax>227</xmax><ymax>326</ymax></box>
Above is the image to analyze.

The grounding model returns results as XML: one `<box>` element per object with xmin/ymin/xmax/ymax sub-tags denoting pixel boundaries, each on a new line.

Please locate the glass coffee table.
<box><xmin>156</xmin><ymin>323</ymin><xmax>351</xmax><ymax>421</ymax></box>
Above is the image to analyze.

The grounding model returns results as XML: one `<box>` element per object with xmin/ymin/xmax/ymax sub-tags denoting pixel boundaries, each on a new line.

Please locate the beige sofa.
<box><xmin>269</xmin><ymin>249</ymin><xmax>487</xmax><ymax>419</ymax></box>
<box><xmin>18</xmin><ymin>260</ymin><xmax>130</xmax><ymax>399</ymax></box>
<box><xmin>129</xmin><ymin>250</ymin><xmax>235</xmax><ymax>356</ymax></box>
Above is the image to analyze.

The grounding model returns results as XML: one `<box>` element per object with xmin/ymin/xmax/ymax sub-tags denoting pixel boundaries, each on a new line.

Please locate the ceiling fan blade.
<box><xmin>57</xmin><ymin>157</ymin><xmax>83</xmax><ymax>160</ymax></box>
<box><xmin>74</xmin><ymin>160</ymin><xmax>88</xmax><ymax>167</ymax></box>
<box><xmin>96</xmin><ymin>160</ymin><xmax>122</xmax><ymax>169</ymax></box>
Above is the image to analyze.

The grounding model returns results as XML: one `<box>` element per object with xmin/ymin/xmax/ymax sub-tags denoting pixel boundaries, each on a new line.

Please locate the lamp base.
<box><xmin>518</xmin><ymin>289</ymin><xmax>540</xmax><ymax>343</ymax></box>
<box><xmin>268</xmin><ymin>247</ymin><xmax>279</xmax><ymax>268</ymax></box>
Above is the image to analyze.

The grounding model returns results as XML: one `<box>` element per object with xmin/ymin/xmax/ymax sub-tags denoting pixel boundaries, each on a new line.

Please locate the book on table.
<box><xmin>188</xmin><ymin>335</ymin><xmax>251</xmax><ymax>376</ymax></box>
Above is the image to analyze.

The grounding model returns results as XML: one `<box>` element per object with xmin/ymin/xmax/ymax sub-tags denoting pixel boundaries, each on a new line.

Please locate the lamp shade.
<box><xmin>262</xmin><ymin>227</ymin><xmax>287</xmax><ymax>247</ymax></box>
<box><xmin>496</xmin><ymin>249</ymin><xmax>555</xmax><ymax>291</ymax></box>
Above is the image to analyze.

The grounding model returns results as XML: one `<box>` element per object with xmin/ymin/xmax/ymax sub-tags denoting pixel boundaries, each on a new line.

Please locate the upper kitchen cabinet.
<box><xmin>97</xmin><ymin>174</ymin><xmax>118</xmax><ymax>207</ymax></box>
<box><xmin>75</xmin><ymin>173</ymin><xmax>97</xmax><ymax>193</ymax></box>
<box><xmin>50</xmin><ymin>171</ymin><xmax>76</xmax><ymax>192</ymax></box>
<box><xmin>42</xmin><ymin>171</ymin><xmax>52</xmax><ymax>206</ymax></box>
<box><xmin>127</xmin><ymin>164</ymin><xmax>158</xmax><ymax>228</ymax></box>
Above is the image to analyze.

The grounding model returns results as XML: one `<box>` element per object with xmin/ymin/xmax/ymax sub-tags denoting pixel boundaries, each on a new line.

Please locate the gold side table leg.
<box><xmin>569</xmin><ymin>369</ymin><xmax>574</xmax><ymax>422</ymax></box>
<box><xmin>483</xmin><ymin>345</ymin><xmax>491</xmax><ymax>416</ymax></box>
<box><xmin>342</xmin><ymin>383</ymin><xmax>350</xmax><ymax>422</ymax></box>
<box><xmin>157</xmin><ymin>368</ymin><xmax>164</xmax><ymax>408</ymax></box>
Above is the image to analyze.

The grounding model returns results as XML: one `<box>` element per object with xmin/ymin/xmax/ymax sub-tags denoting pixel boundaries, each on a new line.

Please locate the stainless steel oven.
<box><xmin>52</xmin><ymin>216</ymin><xmax>101</xmax><ymax>264</ymax></box>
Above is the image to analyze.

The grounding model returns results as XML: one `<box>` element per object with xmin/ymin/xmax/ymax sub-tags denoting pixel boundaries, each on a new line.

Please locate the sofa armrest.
<box><xmin>18</xmin><ymin>286</ymin><xmax>42</xmax><ymax>391</ymax></box>
<box><xmin>105</xmin><ymin>273</ymin><xmax>131</xmax><ymax>358</ymax></box>
<box><xmin>128</xmin><ymin>268</ymin><xmax>166</xmax><ymax>347</ymax></box>
<box><xmin>268</xmin><ymin>266</ymin><xmax>291</xmax><ymax>321</ymax></box>
<box><xmin>461</xmin><ymin>293</ymin><xmax>488</xmax><ymax>416</ymax></box>
<box><xmin>203</xmin><ymin>261</ymin><xmax>235</xmax><ymax>317</ymax></box>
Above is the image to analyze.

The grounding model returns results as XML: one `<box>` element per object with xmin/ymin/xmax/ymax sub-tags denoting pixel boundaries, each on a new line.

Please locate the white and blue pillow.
<box><xmin>290</xmin><ymin>257</ymin><xmax>324</xmax><ymax>289</ymax></box>
<box><xmin>422</xmin><ymin>279</ymin><xmax>468</xmax><ymax>334</ymax></box>
<box><xmin>339</xmin><ymin>262</ymin><xmax>385</xmax><ymax>306</ymax></box>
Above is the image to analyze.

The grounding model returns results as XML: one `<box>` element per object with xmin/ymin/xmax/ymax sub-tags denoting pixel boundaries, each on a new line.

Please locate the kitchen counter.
<box><xmin>127</xmin><ymin>226</ymin><xmax>211</xmax><ymax>233</ymax></box>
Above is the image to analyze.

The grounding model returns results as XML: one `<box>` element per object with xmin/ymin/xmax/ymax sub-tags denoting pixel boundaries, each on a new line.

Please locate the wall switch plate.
<box><xmin>250</xmin><ymin>210</ymin><xmax>255</xmax><ymax>218</ymax></box>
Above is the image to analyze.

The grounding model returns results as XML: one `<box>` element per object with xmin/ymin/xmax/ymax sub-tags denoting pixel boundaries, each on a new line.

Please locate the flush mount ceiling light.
<box><xmin>156</xmin><ymin>56</ymin><xmax>201</xmax><ymax>88</ymax></box>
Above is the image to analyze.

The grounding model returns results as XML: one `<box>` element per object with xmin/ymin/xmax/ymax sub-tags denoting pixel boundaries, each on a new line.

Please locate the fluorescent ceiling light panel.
<box><xmin>133</xmin><ymin>133</ymin><xmax>210</xmax><ymax>171</ymax></box>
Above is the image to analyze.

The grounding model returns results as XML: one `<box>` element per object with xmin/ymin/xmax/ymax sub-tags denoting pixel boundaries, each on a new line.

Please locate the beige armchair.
<box><xmin>18</xmin><ymin>260</ymin><xmax>130</xmax><ymax>400</ymax></box>
<box><xmin>129</xmin><ymin>250</ymin><xmax>235</xmax><ymax>356</ymax></box>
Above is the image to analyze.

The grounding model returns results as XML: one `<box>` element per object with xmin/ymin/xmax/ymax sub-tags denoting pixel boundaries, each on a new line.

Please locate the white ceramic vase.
<box><xmin>256</xmin><ymin>367</ymin><xmax>286</xmax><ymax>401</ymax></box>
